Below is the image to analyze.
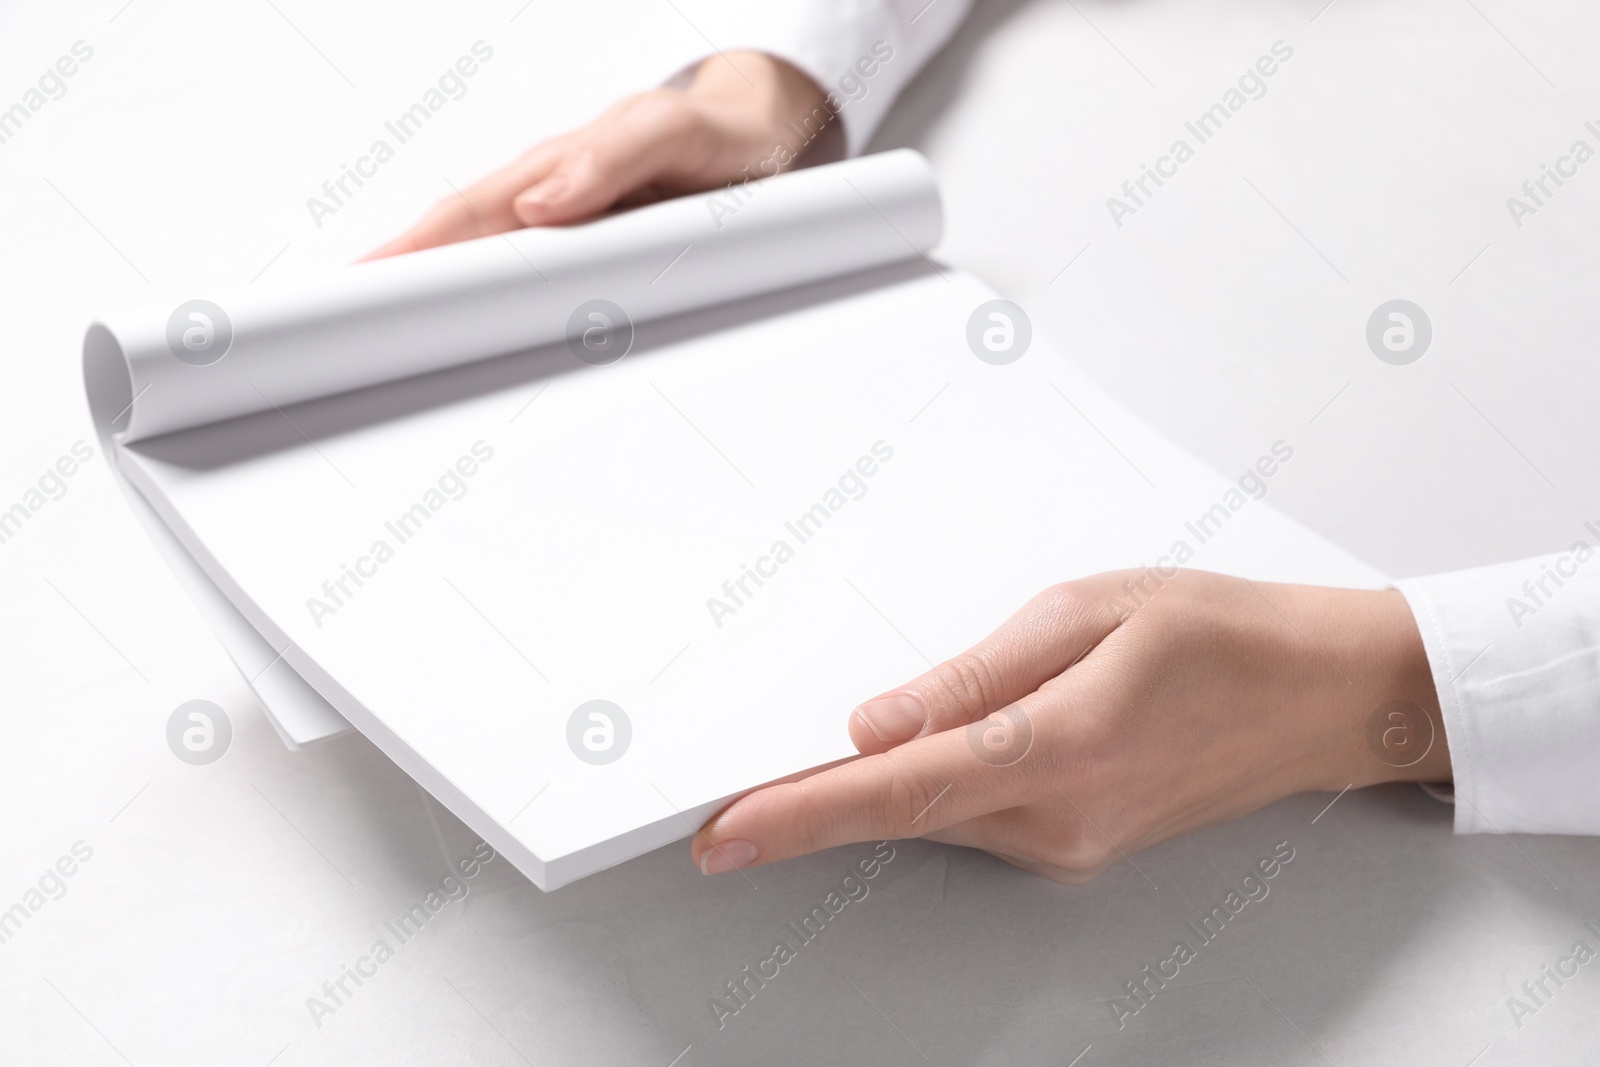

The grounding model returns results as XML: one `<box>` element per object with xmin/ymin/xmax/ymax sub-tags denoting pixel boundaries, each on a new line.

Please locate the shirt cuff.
<box><xmin>658</xmin><ymin>0</ymin><xmax>971</xmax><ymax>156</ymax></box>
<box><xmin>1396</xmin><ymin>546</ymin><xmax>1600</xmax><ymax>836</ymax></box>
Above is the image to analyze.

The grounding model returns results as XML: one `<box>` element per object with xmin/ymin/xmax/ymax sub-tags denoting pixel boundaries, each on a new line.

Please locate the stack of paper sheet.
<box><xmin>83</xmin><ymin>150</ymin><xmax>1383</xmax><ymax>888</ymax></box>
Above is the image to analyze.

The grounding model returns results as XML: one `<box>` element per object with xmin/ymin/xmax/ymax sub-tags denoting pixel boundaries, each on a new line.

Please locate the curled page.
<box><xmin>86</xmin><ymin>149</ymin><xmax>941</xmax><ymax>444</ymax></box>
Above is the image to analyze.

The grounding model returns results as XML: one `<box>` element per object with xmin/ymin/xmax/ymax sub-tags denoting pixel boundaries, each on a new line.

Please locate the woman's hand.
<box><xmin>362</xmin><ymin>52</ymin><xmax>832</xmax><ymax>260</ymax></box>
<box><xmin>691</xmin><ymin>570</ymin><xmax>1449</xmax><ymax>884</ymax></box>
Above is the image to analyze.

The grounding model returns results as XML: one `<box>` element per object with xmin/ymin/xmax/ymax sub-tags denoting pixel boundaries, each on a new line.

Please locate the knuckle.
<box><xmin>1048</xmin><ymin>832</ymin><xmax>1116</xmax><ymax>876</ymax></box>
<box><xmin>876</xmin><ymin>756</ymin><xmax>947</xmax><ymax>838</ymax></box>
<box><xmin>927</xmin><ymin>650</ymin><xmax>1003</xmax><ymax>719</ymax></box>
<box><xmin>562</xmin><ymin>143</ymin><xmax>606</xmax><ymax>181</ymax></box>
<box><xmin>1035</xmin><ymin>581</ymin><xmax>1084</xmax><ymax>620</ymax></box>
<box><xmin>1031</xmin><ymin>580</ymin><xmax>1113</xmax><ymax>639</ymax></box>
<box><xmin>1048</xmin><ymin>579</ymin><xmax>1127</xmax><ymax>635</ymax></box>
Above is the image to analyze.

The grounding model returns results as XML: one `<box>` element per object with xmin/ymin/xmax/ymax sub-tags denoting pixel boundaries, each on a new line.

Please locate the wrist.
<box><xmin>1301</xmin><ymin>587</ymin><xmax>1451</xmax><ymax>790</ymax></box>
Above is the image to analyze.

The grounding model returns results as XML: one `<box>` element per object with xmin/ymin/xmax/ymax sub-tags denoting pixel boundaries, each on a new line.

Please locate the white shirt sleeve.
<box><xmin>1396</xmin><ymin>544</ymin><xmax>1600</xmax><ymax>836</ymax></box>
<box><xmin>660</xmin><ymin>0</ymin><xmax>971</xmax><ymax>155</ymax></box>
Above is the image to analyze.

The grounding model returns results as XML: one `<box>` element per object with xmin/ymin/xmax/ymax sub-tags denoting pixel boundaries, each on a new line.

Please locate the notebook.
<box><xmin>83</xmin><ymin>150</ymin><xmax>1384</xmax><ymax>888</ymax></box>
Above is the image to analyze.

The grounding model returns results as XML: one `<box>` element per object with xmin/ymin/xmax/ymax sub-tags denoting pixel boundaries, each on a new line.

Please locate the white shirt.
<box><xmin>671</xmin><ymin>1</ymin><xmax>1600</xmax><ymax>839</ymax></box>
<box><xmin>1399</xmin><ymin>553</ymin><xmax>1600</xmax><ymax>836</ymax></box>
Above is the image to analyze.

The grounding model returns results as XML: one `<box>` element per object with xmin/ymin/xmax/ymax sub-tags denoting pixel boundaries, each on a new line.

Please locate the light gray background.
<box><xmin>2</xmin><ymin>0</ymin><xmax>1596</xmax><ymax>1063</ymax></box>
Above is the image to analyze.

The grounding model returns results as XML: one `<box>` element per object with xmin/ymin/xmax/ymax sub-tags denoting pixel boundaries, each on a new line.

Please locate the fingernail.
<box><xmin>854</xmin><ymin>693</ymin><xmax>926</xmax><ymax>744</ymax></box>
<box><xmin>700</xmin><ymin>839</ymin><xmax>758</xmax><ymax>875</ymax></box>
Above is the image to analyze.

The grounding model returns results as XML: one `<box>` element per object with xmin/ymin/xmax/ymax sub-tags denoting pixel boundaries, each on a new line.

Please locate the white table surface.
<box><xmin>3</xmin><ymin>1</ymin><xmax>1598</xmax><ymax>1063</ymax></box>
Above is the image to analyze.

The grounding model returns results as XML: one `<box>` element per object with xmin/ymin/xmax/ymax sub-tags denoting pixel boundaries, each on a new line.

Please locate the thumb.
<box><xmin>849</xmin><ymin>582</ymin><xmax>1123</xmax><ymax>754</ymax></box>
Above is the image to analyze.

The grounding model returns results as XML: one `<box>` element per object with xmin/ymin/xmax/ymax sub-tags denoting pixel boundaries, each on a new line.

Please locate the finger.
<box><xmin>849</xmin><ymin>581</ymin><xmax>1123</xmax><ymax>754</ymax></box>
<box><xmin>356</xmin><ymin>236</ymin><xmax>414</xmax><ymax>263</ymax></box>
<box><xmin>691</xmin><ymin>727</ymin><xmax>1031</xmax><ymax>874</ymax></box>
<box><xmin>356</xmin><ymin>190</ymin><xmax>520</xmax><ymax>261</ymax></box>
<box><xmin>359</xmin><ymin>145</ymin><xmax>565</xmax><ymax>260</ymax></box>
<box><xmin>511</xmin><ymin>95</ymin><xmax>705</xmax><ymax>227</ymax></box>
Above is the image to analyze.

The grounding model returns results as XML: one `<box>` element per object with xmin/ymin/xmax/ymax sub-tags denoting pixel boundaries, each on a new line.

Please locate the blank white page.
<box><xmin>118</xmin><ymin>263</ymin><xmax>1384</xmax><ymax>888</ymax></box>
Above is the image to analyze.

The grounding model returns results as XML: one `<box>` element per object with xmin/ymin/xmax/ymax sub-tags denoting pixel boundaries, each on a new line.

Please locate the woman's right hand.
<box><xmin>690</xmin><ymin>570</ymin><xmax>1449</xmax><ymax>883</ymax></box>
<box><xmin>362</xmin><ymin>51</ymin><xmax>832</xmax><ymax>260</ymax></box>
